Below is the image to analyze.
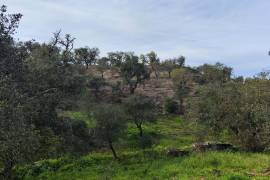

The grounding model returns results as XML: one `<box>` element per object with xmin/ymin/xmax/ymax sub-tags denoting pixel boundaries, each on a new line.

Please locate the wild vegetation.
<box><xmin>1</xmin><ymin>5</ymin><xmax>270</xmax><ymax>179</ymax></box>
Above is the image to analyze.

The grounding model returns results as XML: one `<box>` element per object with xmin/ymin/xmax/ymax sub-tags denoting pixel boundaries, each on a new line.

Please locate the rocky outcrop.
<box><xmin>192</xmin><ymin>142</ymin><xmax>235</xmax><ymax>152</ymax></box>
<box><xmin>167</xmin><ymin>148</ymin><xmax>190</xmax><ymax>157</ymax></box>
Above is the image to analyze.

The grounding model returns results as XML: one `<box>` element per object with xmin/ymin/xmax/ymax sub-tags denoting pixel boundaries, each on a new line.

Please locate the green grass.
<box><xmin>17</xmin><ymin>115</ymin><xmax>270</xmax><ymax>179</ymax></box>
<box><xmin>60</xmin><ymin>111</ymin><xmax>96</xmax><ymax>128</ymax></box>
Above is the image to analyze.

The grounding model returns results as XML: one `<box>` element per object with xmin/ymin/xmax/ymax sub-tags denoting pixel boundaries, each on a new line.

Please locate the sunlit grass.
<box><xmin>17</xmin><ymin>114</ymin><xmax>270</xmax><ymax>179</ymax></box>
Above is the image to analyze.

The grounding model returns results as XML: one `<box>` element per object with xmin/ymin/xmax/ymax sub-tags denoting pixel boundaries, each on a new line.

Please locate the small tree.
<box><xmin>125</xmin><ymin>95</ymin><xmax>156</xmax><ymax>137</ymax></box>
<box><xmin>93</xmin><ymin>104</ymin><xmax>127</xmax><ymax>159</ymax></box>
<box><xmin>74</xmin><ymin>47</ymin><xmax>100</xmax><ymax>69</ymax></box>
<box><xmin>175</xmin><ymin>56</ymin><xmax>185</xmax><ymax>67</ymax></box>
<box><xmin>172</xmin><ymin>68</ymin><xmax>193</xmax><ymax>114</ymax></box>
<box><xmin>197</xmin><ymin>62</ymin><xmax>232</xmax><ymax>84</ymax></box>
<box><xmin>146</xmin><ymin>51</ymin><xmax>160</xmax><ymax>79</ymax></box>
<box><xmin>107</xmin><ymin>51</ymin><xmax>125</xmax><ymax>67</ymax></box>
<box><xmin>161</xmin><ymin>59</ymin><xmax>176</xmax><ymax>78</ymax></box>
<box><xmin>120</xmin><ymin>53</ymin><xmax>149</xmax><ymax>94</ymax></box>
<box><xmin>96</xmin><ymin>57</ymin><xmax>109</xmax><ymax>78</ymax></box>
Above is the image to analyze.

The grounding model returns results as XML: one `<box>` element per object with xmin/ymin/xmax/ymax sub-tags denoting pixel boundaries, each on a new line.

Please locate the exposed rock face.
<box><xmin>136</xmin><ymin>78</ymin><xmax>175</xmax><ymax>107</ymax></box>
<box><xmin>167</xmin><ymin>148</ymin><xmax>190</xmax><ymax>157</ymax></box>
<box><xmin>192</xmin><ymin>142</ymin><xmax>235</xmax><ymax>152</ymax></box>
<box><xmin>101</xmin><ymin>69</ymin><xmax>176</xmax><ymax>107</ymax></box>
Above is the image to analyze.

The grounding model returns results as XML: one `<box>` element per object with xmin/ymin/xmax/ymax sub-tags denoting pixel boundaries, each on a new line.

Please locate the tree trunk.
<box><xmin>154</xmin><ymin>70</ymin><xmax>159</xmax><ymax>79</ymax></box>
<box><xmin>179</xmin><ymin>98</ymin><xmax>184</xmax><ymax>115</ymax></box>
<box><xmin>137</xmin><ymin>124</ymin><xmax>143</xmax><ymax>137</ymax></box>
<box><xmin>130</xmin><ymin>86</ymin><xmax>135</xmax><ymax>94</ymax></box>
<box><xmin>168</xmin><ymin>71</ymin><xmax>171</xmax><ymax>78</ymax></box>
<box><xmin>129</xmin><ymin>82</ymin><xmax>137</xmax><ymax>94</ymax></box>
<box><xmin>108</xmin><ymin>141</ymin><xmax>118</xmax><ymax>160</ymax></box>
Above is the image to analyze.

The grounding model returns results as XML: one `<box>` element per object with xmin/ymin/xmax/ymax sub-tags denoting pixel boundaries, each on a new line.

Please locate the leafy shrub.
<box><xmin>139</xmin><ymin>135</ymin><xmax>153</xmax><ymax>149</ymax></box>
<box><xmin>164</xmin><ymin>98</ymin><xmax>178</xmax><ymax>114</ymax></box>
<box><xmin>188</xmin><ymin>81</ymin><xmax>270</xmax><ymax>152</ymax></box>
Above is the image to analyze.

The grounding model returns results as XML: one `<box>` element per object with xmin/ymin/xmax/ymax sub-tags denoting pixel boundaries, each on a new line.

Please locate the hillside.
<box><xmin>91</xmin><ymin>68</ymin><xmax>176</xmax><ymax>106</ymax></box>
<box><xmin>17</xmin><ymin>116</ymin><xmax>270</xmax><ymax>179</ymax></box>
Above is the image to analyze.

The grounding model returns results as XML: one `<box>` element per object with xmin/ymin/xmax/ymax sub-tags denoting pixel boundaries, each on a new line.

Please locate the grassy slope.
<box><xmin>18</xmin><ymin>115</ymin><xmax>270</xmax><ymax>180</ymax></box>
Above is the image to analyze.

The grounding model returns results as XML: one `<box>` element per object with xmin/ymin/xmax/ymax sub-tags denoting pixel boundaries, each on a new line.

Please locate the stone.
<box><xmin>192</xmin><ymin>142</ymin><xmax>235</xmax><ymax>152</ymax></box>
<box><xmin>167</xmin><ymin>148</ymin><xmax>190</xmax><ymax>157</ymax></box>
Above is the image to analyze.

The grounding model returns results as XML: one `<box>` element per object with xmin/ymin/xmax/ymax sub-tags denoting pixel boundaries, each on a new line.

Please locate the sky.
<box><xmin>3</xmin><ymin>0</ymin><xmax>270</xmax><ymax>77</ymax></box>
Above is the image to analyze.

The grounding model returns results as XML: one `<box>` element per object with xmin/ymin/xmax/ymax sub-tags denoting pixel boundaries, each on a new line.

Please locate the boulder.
<box><xmin>192</xmin><ymin>142</ymin><xmax>235</xmax><ymax>152</ymax></box>
<box><xmin>167</xmin><ymin>148</ymin><xmax>190</xmax><ymax>157</ymax></box>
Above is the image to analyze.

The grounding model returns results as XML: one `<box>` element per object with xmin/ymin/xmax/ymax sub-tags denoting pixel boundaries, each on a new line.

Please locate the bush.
<box><xmin>164</xmin><ymin>98</ymin><xmax>178</xmax><ymax>114</ymax></box>
<box><xmin>139</xmin><ymin>135</ymin><xmax>153</xmax><ymax>149</ymax></box>
<box><xmin>188</xmin><ymin>81</ymin><xmax>270</xmax><ymax>152</ymax></box>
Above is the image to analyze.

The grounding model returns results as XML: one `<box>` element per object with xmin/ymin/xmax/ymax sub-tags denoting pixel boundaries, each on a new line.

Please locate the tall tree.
<box><xmin>0</xmin><ymin>6</ymin><xmax>39</xmax><ymax>179</ymax></box>
<box><xmin>0</xmin><ymin>83</ymin><xmax>39</xmax><ymax>179</ymax></box>
<box><xmin>0</xmin><ymin>5</ymin><xmax>23</xmax><ymax>79</ymax></box>
<box><xmin>59</xmin><ymin>34</ymin><xmax>76</xmax><ymax>66</ymax></box>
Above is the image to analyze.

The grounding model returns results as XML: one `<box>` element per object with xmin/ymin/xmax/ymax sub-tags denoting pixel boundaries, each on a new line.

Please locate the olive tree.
<box><xmin>125</xmin><ymin>95</ymin><xmax>156</xmax><ymax>137</ymax></box>
<box><xmin>146</xmin><ymin>51</ymin><xmax>160</xmax><ymax>79</ymax></box>
<box><xmin>171</xmin><ymin>68</ymin><xmax>193</xmax><ymax>115</ymax></box>
<box><xmin>97</xmin><ymin>57</ymin><xmax>110</xmax><ymax>78</ymax></box>
<box><xmin>75</xmin><ymin>47</ymin><xmax>100</xmax><ymax>69</ymax></box>
<box><xmin>88</xmin><ymin>77</ymin><xmax>106</xmax><ymax>99</ymax></box>
<box><xmin>120</xmin><ymin>53</ymin><xmax>149</xmax><ymax>94</ymax></box>
<box><xmin>0</xmin><ymin>7</ymin><xmax>39</xmax><ymax>179</ymax></box>
<box><xmin>197</xmin><ymin>62</ymin><xmax>232</xmax><ymax>84</ymax></box>
<box><xmin>189</xmin><ymin>79</ymin><xmax>270</xmax><ymax>151</ymax></box>
<box><xmin>161</xmin><ymin>59</ymin><xmax>176</xmax><ymax>78</ymax></box>
<box><xmin>0</xmin><ymin>80</ymin><xmax>39</xmax><ymax>179</ymax></box>
<box><xmin>93</xmin><ymin>104</ymin><xmax>127</xmax><ymax>159</ymax></box>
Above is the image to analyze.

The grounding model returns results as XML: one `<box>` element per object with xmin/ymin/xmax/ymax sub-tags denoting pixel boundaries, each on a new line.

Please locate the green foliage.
<box><xmin>67</xmin><ymin>111</ymin><xmax>96</xmax><ymax>128</ymax></box>
<box><xmin>16</xmin><ymin>116</ymin><xmax>270</xmax><ymax>179</ymax></box>
<box><xmin>93</xmin><ymin>104</ymin><xmax>127</xmax><ymax>159</ymax></box>
<box><xmin>88</xmin><ymin>76</ymin><xmax>106</xmax><ymax>99</ymax></box>
<box><xmin>146</xmin><ymin>51</ymin><xmax>160</xmax><ymax>79</ymax></box>
<box><xmin>120</xmin><ymin>53</ymin><xmax>149</xmax><ymax>94</ymax></box>
<box><xmin>125</xmin><ymin>95</ymin><xmax>156</xmax><ymax>137</ymax></box>
<box><xmin>74</xmin><ymin>47</ymin><xmax>99</xmax><ymax>69</ymax></box>
<box><xmin>189</xmin><ymin>81</ymin><xmax>270</xmax><ymax>151</ymax></box>
<box><xmin>164</xmin><ymin>98</ymin><xmax>179</xmax><ymax>114</ymax></box>
<box><xmin>197</xmin><ymin>62</ymin><xmax>232</xmax><ymax>84</ymax></box>
<box><xmin>3</xmin><ymin>4</ymin><xmax>270</xmax><ymax>180</ymax></box>
<box><xmin>0</xmin><ymin>7</ymin><xmax>39</xmax><ymax>179</ymax></box>
<box><xmin>171</xmin><ymin>68</ymin><xmax>193</xmax><ymax>114</ymax></box>
<box><xmin>0</xmin><ymin>5</ymin><xmax>23</xmax><ymax>79</ymax></box>
<box><xmin>96</xmin><ymin>57</ymin><xmax>109</xmax><ymax>78</ymax></box>
<box><xmin>139</xmin><ymin>134</ymin><xmax>153</xmax><ymax>149</ymax></box>
<box><xmin>108</xmin><ymin>51</ymin><xmax>125</xmax><ymax>67</ymax></box>
<box><xmin>160</xmin><ymin>56</ymin><xmax>185</xmax><ymax>78</ymax></box>
<box><xmin>160</xmin><ymin>59</ymin><xmax>176</xmax><ymax>78</ymax></box>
